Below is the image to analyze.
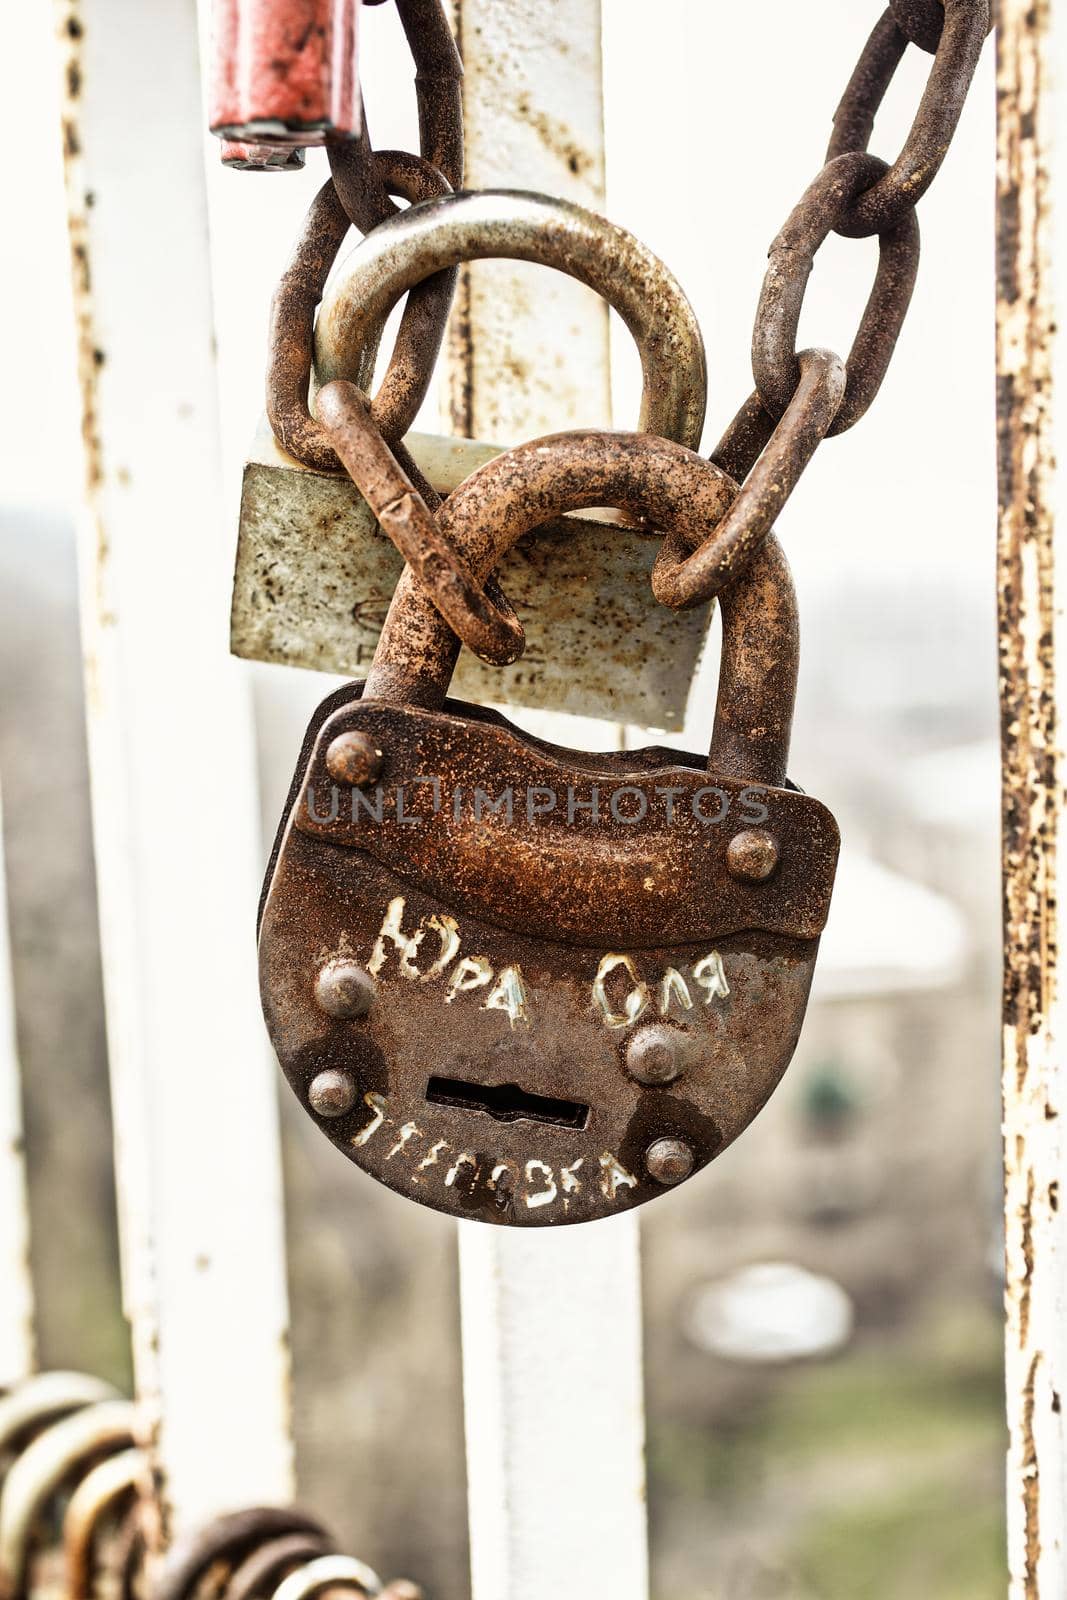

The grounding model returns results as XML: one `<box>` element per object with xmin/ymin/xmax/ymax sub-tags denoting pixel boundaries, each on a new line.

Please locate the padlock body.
<box><xmin>259</xmin><ymin>686</ymin><xmax>840</xmax><ymax>1225</ymax></box>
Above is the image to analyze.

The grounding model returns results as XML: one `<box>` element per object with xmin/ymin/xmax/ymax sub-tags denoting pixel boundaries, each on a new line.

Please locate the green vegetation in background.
<box><xmin>650</xmin><ymin>1306</ymin><xmax>1006</xmax><ymax>1600</ymax></box>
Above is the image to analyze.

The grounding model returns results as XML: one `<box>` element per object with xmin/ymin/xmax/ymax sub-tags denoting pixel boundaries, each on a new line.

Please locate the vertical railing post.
<box><xmin>444</xmin><ymin>0</ymin><xmax>611</xmax><ymax>443</ymax></box>
<box><xmin>997</xmin><ymin>0</ymin><xmax>1067</xmax><ymax>1591</ymax></box>
<box><xmin>446</xmin><ymin>5</ymin><xmax>650</xmax><ymax>1597</ymax></box>
<box><xmin>53</xmin><ymin>0</ymin><xmax>294</xmax><ymax>1539</ymax></box>
<box><xmin>0</xmin><ymin>786</ymin><xmax>35</xmax><ymax>1390</ymax></box>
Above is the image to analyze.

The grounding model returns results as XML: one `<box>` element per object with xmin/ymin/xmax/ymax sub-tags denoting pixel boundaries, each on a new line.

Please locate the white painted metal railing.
<box><xmin>997</xmin><ymin>1</ymin><xmax>1067</xmax><ymax>1592</ymax></box>
<box><xmin>0</xmin><ymin>787</ymin><xmax>35</xmax><ymax>1392</ymax></box>
<box><xmin>53</xmin><ymin>0</ymin><xmax>293</xmax><ymax>1539</ymax></box>
<box><xmin>445</xmin><ymin>6</ymin><xmax>648</xmax><ymax>1595</ymax></box>
<box><xmin>0</xmin><ymin>0</ymin><xmax>1042</xmax><ymax>1595</ymax></box>
<box><xmin>48</xmin><ymin>0</ymin><xmax>650</xmax><ymax>1586</ymax></box>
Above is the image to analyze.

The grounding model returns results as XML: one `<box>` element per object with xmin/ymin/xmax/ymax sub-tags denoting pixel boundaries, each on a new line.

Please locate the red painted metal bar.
<box><xmin>210</xmin><ymin>0</ymin><xmax>360</xmax><ymax>147</ymax></box>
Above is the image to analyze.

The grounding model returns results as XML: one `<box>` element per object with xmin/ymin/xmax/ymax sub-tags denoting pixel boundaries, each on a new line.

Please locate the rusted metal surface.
<box><xmin>258</xmin><ymin>435</ymin><xmax>838</xmax><ymax>1225</ymax></box>
<box><xmin>261</xmin><ymin>721</ymin><xmax>835</xmax><ymax>1224</ymax></box>
<box><xmin>683</xmin><ymin>0</ymin><xmax>993</xmax><ymax>575</ymax></box>
<box><xmin>0</xmin><ymin>1374</ymin><xmax>118</xmax><ymax>1466</ymax></box>
<box><xmin>220</xmin><ymin>142</ymin><xmax>305</xmax><ymax>171</ymax></box>
<box><xmin>262</xmin><ymin>0</ymin><xmax>462</xmax><ymax>467</ymax></box>
<box><xmin>271</xmin><ymin>1553</ymin><xmax>382</xmax><ymax>1600</ymax></box>
<box><xmin>316</xmin><ymin>189</ymin><xmax>707</xmax><ymax>449</ymax></box>
<box><xmin>210</xmin><ymin>0</ymin><xmax>360</xmax><ymax>145</ymax></box>
<box><xmin>153</xmin><ymin>1510</ymin><xmax>331</xmax><ymax>1600</ymax></box>
<box><xmin>653</xmin><ymin>348</ymin><xmax>846</xmax><ymax>608</ymax></box>
<box><xmin>151</xmin><ymin>1508</ymin><xmax>421</xmax><ymax>1600</ymax></box>
<box><xmin>753</xmin><ymin>151</ymin><xmax>920</xmax><ymax>431</ymax></box>
<box><xmin>348</xmin><ymin>0</ymin><xmax>463</xmax><ymax>200</ymax></box>
<box><xmin>361</xmin><ymin>433</ymin><xmax>768</xmax><ymax>738</ymax></box>
<box><xmin>230</xmin><ymin>422</ymin><xmax>711</xmax><ymax>728</ymax></box>
<box><xmin>223</xmin><ymin>1534</ymin><xmax>335</xmax><ymax>1600</ymax></box>
<box><xmin>0</xmin><ymin>1379</ymin><xmax>142</xmax><ymax>1600</ymax></box>
<box><xmin>245</xmin><ymin>175</ymin><xmax>711</xmax><ymax>723</ymax></box>
<box><xmin>890</xmin><ymin>0</ymin><xmax>949</xmax><ymax>50</ymax></box>
<box><xmin>828</xmin><ymin>11</ymin><xmax>909</xmax><ymax>159</ymax></box>
<box><xmin>829</xmin><ymin>2</ymin><xmax>991</xmax><ymax>234</ymax></box>
<box><xmin>0</xmin><ymin>1400</ymin><xmax>137</xmax><ymax>1600</ymax></box>
<box><xmin>316</xmin><ymin>381</ymin><xmax>525</xmax><ymax>665</ymax></box>
<box><xmin>997</xmin><ymin>0</ymin><xmax>1067</xmax><ymax>1591</ymax></box>
<box><xmin>267</xmin><ymin>154</ymin><xmax>456</xmax><ymax>474</ymax></box>
<box><xmin>64</xmin><ymin>1448</ymin><xmax>146</xmax><ymax>1600</ymax></box>
<box><xmin>287</xmin><ymin>705</ymin><xmax>836</xmax><ymax>945</ymax></box>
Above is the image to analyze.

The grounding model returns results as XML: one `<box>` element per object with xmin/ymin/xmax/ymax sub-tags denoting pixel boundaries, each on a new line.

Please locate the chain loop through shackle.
<box><xmin>316</xmin><ymin>380</ymin><xmax>526</xmax><ymax>665</ymax></box>
<box><xmin>315</xmin><ymin>189</ymin><xmax>707</xmax><ymax>447</ymax></box>
<box><xmin>268</xmin><ymin>152</ymin><xmax>455</xmax><ymax>473</ymax></box>
<box><xmin>308</xmin><ymin>188</ymin><xmax>706</xmax><ymax>661</ymax></box>
<box><xmin>323</xmin><ymin>0</ymin><xmax>462</xmax><ymax>440</ymax></box>
<box><xmin>652</xmin><ymin>349</ymin><xmax>845</xmax><ymax>609</ymax></box>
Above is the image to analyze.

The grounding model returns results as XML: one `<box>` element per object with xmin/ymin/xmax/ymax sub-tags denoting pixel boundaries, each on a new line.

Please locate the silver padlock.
<box><xmin>230</xmin><ymin>189</ymin><xmax>711</xmax><ymax>729</ymax></box>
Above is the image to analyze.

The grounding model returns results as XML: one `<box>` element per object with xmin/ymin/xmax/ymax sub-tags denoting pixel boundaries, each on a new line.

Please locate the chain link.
<box><xmin>829</xmin><ymin>1</ymin><xmax>990</xmax><ymax>237</ymax></box>
<box><xmin>652</xmin><ymin>349</ymin><xmax>845</xmax><ymax>610</ymax></box>
<box><xmin>752</xmin><ymin>151</ymin><xmax>920</xmax><ymax>432</ymax></box>
<box><xmin>890</xmin><ymin>0</ymin><xmax>946</xmax><ymax>50</ymax></box>
<box><xmin>267</xmin><ymin>153</ymin><xmax>454</xmax><ymax>473</ymax></box>
<box><xmin>888</xmin><ymin>0</ymin><xmax>992</xmax><ymax>52</ymax></box>
<box><xmin>266</xmin><ymin>0</ymin><xmax>462</xmax><ymax>473</ymax></box>
<box><xmin>317</xmin><ymin>378</ymin><xmax>527</xmax><ymax>665</ymax></box>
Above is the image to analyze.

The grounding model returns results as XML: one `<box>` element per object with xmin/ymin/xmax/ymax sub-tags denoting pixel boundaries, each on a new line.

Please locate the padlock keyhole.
<box><xmin>426</xmin><ymin>1075</ymin><xmax>590</xmax><ymax>1131</ymax></box>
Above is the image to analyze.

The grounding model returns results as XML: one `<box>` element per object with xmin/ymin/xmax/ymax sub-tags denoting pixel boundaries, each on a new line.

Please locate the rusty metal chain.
<box><xmin>663</xmin><ymin>0</ymin><xmax>992</xmax><ymax>608</ymax></box>
<box><xmin>267</xmin><ymin>151</ymin><xmax>456</xmax><ymax>472</ymax></box>
<box><xmin>251</xmin><ymin>0</ymin><xmax>991</xmax><ymax>651</ymax></box>
<box><xmin>828</xmin><ymin>1</ymin><xmax>991</xmax><ymax>236</ymax></box>
<box><xmin>317</xmin><ymin>379</ymin><xmax>527</xmax><ymax>665</ymax></box>
<box><xmin>266</xmin><ymin>0</ymin><xmax>462</xmax><ymax>473</ymax></box>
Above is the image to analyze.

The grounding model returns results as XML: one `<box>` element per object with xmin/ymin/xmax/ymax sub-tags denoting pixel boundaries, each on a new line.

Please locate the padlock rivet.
<box><xmin>315</xmin><ymin>959</ymin><xmax>375</xmax><ymax>1019</ymax></box>
<box><xmin>308</xmin><ymin>1068</ymin><xmax>358</xmax><ymax>1118</ymax></box>
<box><xmin>626</xmin><ymin>1024</ymin><xmax>685</xmax><ymax>1086</ymax></box>
<box><xmin>726</xmin><ymin>828</ymin><xmax>780</xmax><ymax>883</ymax></box>
<box><xmin>645</xmin><ymin>1136</ymin><xmax>695</xmax><ymax>1186</ymax></box>
<box><xmin>326</xmin><ymin>729</ymin><xmax>383</xmax><ymax>787</ymax></box>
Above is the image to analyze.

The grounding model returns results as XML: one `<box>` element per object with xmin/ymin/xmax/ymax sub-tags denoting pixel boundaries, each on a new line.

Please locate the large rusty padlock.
<box><xmin>259</xmin><ymin>431</ymin><xmax>839</xmax><ymax>1225</ymax></box>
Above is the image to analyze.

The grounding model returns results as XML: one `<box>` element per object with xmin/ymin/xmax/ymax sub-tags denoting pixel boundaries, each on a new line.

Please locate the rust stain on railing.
<box><xmin>997</xmin><ymin>0</ymin><xmax>1066</xmax><ymax>1592</ymax></box>
<box><xmin>54</xmin><ymin>0</ymin><xmax>115</xmax><ymax>728</ymax></box>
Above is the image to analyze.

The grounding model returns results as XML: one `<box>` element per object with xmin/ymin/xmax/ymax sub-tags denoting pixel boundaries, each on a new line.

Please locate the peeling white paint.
<box><xmin>350</xmin><ymin>1093</ymin><xmax>388</xmax><ymax>1149</ymax></box>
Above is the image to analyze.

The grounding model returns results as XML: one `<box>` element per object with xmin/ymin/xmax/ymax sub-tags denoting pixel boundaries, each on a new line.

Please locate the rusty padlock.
<box><xmin>258</xmin><ymin>430</ymin><xmax>839</xmax><ymax>1226</ymax></box>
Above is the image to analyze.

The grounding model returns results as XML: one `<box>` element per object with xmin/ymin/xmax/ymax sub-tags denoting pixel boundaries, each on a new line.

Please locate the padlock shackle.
<box><xmin>314</xmin><ymin>189</ymin><xmax>708</xmax><ymax>449</ymax></box>
<box><xmin>363</xmin><ymin>431</ymin><xmax>799</xmax><ymax>788</ymax></box>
